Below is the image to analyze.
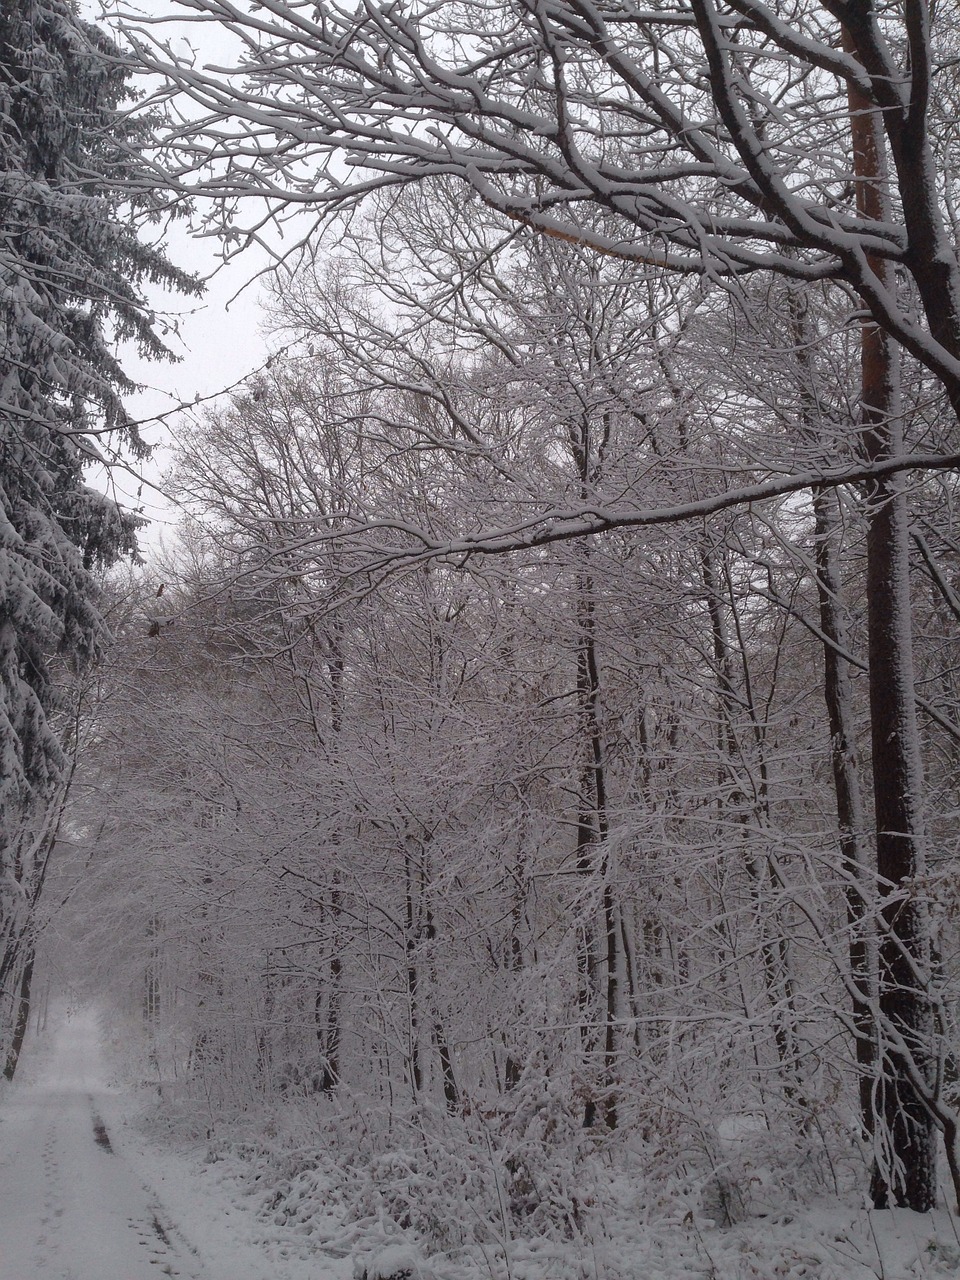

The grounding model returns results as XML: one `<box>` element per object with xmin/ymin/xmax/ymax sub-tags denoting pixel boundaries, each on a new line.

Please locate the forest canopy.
<box><xmin>7</xmin><ymin>2</ymin><xmax>960</xmax><ymax>1272</ymax></box>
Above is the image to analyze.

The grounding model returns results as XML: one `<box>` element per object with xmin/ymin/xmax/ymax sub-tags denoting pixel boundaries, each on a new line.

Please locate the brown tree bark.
<box><xmin>844</xmin><ymin>28</ymin><xmax>937</xmax><ymax>1210</ymax></box>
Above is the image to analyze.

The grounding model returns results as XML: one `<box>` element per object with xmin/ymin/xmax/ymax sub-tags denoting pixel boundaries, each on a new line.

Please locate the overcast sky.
<box><xmin>86</xmin><ymin>1</ymin><xmax>277</xmax><ymax>554</ymax></box>
<box><xmin>115</xmin><ymin>229</ymin><xmax>274</xmax><ymax>551</ymax></box>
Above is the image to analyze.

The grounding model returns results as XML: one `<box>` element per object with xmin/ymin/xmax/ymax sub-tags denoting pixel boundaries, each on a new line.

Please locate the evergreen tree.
<box><xmin>0</xmin><ymin>0</ymin><xmax>196</xmax><ymax>1072</ymax></box>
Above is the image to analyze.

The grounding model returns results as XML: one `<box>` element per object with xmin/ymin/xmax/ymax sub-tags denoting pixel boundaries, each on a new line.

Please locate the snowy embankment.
<box><xmin>129</xmin><ymin>1072</ymin><xmax>960</xmax><ymax>1279</ymax></box>
<box><xmin>188</xmin><ymin>1122</ymin><xmax>960</xmax><ymax>1280</ymax></box>
<box><xmin>4</xmin><ymin>1009</ymin><xmax>960</xmax><ymax>1280</ymax></box>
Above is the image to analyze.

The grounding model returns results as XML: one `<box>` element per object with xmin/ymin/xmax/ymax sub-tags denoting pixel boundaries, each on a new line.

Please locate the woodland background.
<box><xmin>5</xmin><ymin>0</ymin><xmax>960</xmax><ymax>1274</ymax></box>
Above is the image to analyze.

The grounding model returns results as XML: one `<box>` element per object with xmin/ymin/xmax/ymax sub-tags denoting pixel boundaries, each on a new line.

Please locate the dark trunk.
<box><xmin>812</xmin><ymin>486</ymin><xmax>877</xmax><ymax>1135</ymax></box>
<box><xmin>865</xmin><ymin>465</ymin><xmax>936</xmax><ymax>1211</ymax></box>
<box><xmin>423</xmin><ymin>901</ymin><xmax>459</xmax><ymax>1113</ymax></box>
<box><xmin>787</xmin><ymin>278</ymin><xmax>878</xmax><ymax>1140</ymax></box>
<box><xmin>842</xmin><ymin>29</ymin><xmax>938</xmax><ymax>1209</ymax></box>
<box><xmin>404</xmin><ymin>846</ymin><xmax>422</xmax><ymax>1097</ymax></box>
<box><xmin>575</xmin><ymin>563</ymin><xmax>618</xmax><ymax>1129</ymax></box>
<box><xmin>316</xmin><ymin>876</ymin><xmax>343</xmax><ymax>1094</ymax></box>
<box><xmin>4</xmin><ymin>948</ymin><xmax>34</xmax><ymax>1081</ymax></box>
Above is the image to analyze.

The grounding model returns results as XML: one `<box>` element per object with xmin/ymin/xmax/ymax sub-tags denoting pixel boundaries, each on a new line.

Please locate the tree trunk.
<box><xmin>404</xmin><ymin>843</ymin><xmax>422</xmax><ymax>1098</ymax></box>
<box><xmin>786</xmin><ymin>278</ymin><xmax>879</xmax><ymax>1140</ymax></box>
<box><xmin>842</xmin><ymin>27</ymin><xmax>937</xmax><ymax>1209</ymax></box>
<box><xmin>812</xmin><ymin>486</ymin><xmax>878</xmax><ymax>1136</ymax></box>
<box><xmin>425</xmin><ymin>903</ymin><xmax>459</xmax><ymax>1114</ymax></box>
<box><xmin>575</xmin><ymin>561</ymin><xmax>618</xmax><ymax>1129</ymax></box>
<box><xmin>319</xmin><ymin>950</ymin><xmax>342</xmax><ymax>1094</ymax></box>
<box><xmin>316</xmin><ymin>874</ymin><xmax>343</xmax><ymax>1094</ymax></box>
<box><xmin>865</xmin><ymin>462</ymin><xmax>936</xmax><ymax>1210</ymax></box>
<box><xmin>4</xmin><ymin>947</ymin><xmax>34</xmax><ymax>1082</ymax></box>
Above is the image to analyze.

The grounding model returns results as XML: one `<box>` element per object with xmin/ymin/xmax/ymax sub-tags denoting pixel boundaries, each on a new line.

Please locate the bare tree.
<box><xmin>98</xmin><ymin>0</ymin><xmax>960</xmax><ymax>1205</ymax></box>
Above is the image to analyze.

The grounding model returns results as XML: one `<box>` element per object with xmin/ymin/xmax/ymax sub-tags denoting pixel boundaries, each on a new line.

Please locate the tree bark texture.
<box><xmin>844</xmin><ymin>31</ymin><xmax>937</xmax><ymax>1208</ymax></box>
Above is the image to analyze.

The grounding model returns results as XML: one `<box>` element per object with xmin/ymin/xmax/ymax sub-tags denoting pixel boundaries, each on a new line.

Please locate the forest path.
<box><xmin>0</xmin><ymin>1010</ymin><xmax>344</xmax><ymax>1280</ymax></box>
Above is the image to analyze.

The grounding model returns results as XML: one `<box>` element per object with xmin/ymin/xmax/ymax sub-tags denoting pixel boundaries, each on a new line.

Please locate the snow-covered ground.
<box><xmin>0</xmin><ymin>1008</ymin><xmax>350</xmax><ymax>1280</ymax></box>
<box><xmin>6</xmin><ymin>1009</ymin><xmax>960</xmax><ymax>1280</ymax></box>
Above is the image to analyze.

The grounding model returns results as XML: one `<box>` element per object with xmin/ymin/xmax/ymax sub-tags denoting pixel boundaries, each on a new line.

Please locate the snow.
<box><xmin>355</xmin><ymin>1243</ymin><xmax>433</xmax><ymax>1279</ymax></box>
<box><xmin>0</xmin><ymin>1008</ymin><xmax>349</xmax><ymax>1280</ymax></box>
<box><xmin>6</xmin><ymin>1012</ymin><xmax>960</xmax><ymax>1280</ymax></box>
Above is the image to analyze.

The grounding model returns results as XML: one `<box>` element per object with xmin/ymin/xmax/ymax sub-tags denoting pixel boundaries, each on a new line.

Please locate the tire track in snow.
<box><xmin>85</xmin><ymin>1098</ymin><xmax>196</xmax><ymax>1277</ymax></box>
<box><xmin>0</xmin><ymin>1017</ymin><xmax>206</xmax><ymax>1280</ymax></box>
<box><xmin>2</xmin><ymin>1009</ymin><xmax>348</xmax><ymax>1280</ymax></box>
<box><xmin>90</xmin><ymin>1102</ymin><xmax>114</xmax><ymax>1153</ymax></box>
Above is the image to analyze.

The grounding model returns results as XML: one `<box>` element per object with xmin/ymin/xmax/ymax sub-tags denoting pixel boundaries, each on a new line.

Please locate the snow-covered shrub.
<box><xmin>486</xmin><ymin>1072</ymin><xmax>600</xmax><ymax>1236</ymax></box>
<box><xmin>344</xmin><ymin>1122</ymin><xmax>500</xmax><ymax>1251</ymax></box>
<box><xmin>353</xmin><ymin>1242</ymin><xmax>432</xmax><ymax>1280</ymax></box>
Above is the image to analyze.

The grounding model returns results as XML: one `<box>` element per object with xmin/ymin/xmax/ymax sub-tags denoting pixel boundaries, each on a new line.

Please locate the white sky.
<box><xmin>114</xmin><ymin>228</ymin><xmax>274</xmax><ymax>551</ymax></box>
<box><xmin>85</xmin><ymin>2</ymin><xmax>278</xmax><ymax>554</ymax></box>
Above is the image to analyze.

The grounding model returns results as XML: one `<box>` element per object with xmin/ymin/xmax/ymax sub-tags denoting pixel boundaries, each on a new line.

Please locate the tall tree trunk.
<box><xmin>323</xmin><ymin>630</ymin><xmax>345</xmax><ymax>1091</ymax></box>
<box><xmin>786</xmin><ymin>279</ymin><xmax>879</xmax><ymax>1139</ymax></box>
<box><xmin>3</xmin><ymin>947</ymin><xmax>34</xmax><ymax>1082</ymax></box>
<box><xmin>315</xmin><ymin>871</ymin><xmax>343</xmax><ymax>1094</ymax></box>
<box><xmin>575</xmin><ymin>560</ymin><xmax>618</xmax><ymax>1129</ymax></box>
<box><xmin>320</xmin><ymin>949</ymin><xmax>342</xmax><ymax>1093</ymax></box>
<box><xmin>504</xmin><ymin>797</ymin><xmax>531</xmax><ymax>1092</ymax></box>
<box><xmin>404</xmin><ymin>840</ymin><xmax>422</xmax><ymax>1098</ymax></box>
<box><xmin>865</xmin><ymin>461</ymin><xmax>936</xmax><ymax>1210</ymax></box>
<box><xmin>144</xmin><ymin>913</ymin><xmax>161</xmax><ymax>1025</ymax></box>
<box><xmin>425</xmin><ymin>903</ymin><xmax>460</xmax><ymax>1114</ymax></box>
<box><xmin>843</xmin><ymin>30</ymin><xmax>937</xmax><ymax>1209</ymax></box>
<box><xmin>811</xmin><ymin>486</ymin><xmax>878</xmax><ymax>1135</ymax></box>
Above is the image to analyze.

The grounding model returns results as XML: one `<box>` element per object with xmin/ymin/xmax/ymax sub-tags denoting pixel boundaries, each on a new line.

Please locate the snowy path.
<box><xmin>0</xmin><ymin>1011</ymin><xmax>348</xmax><ymax>1280</ymax></box>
